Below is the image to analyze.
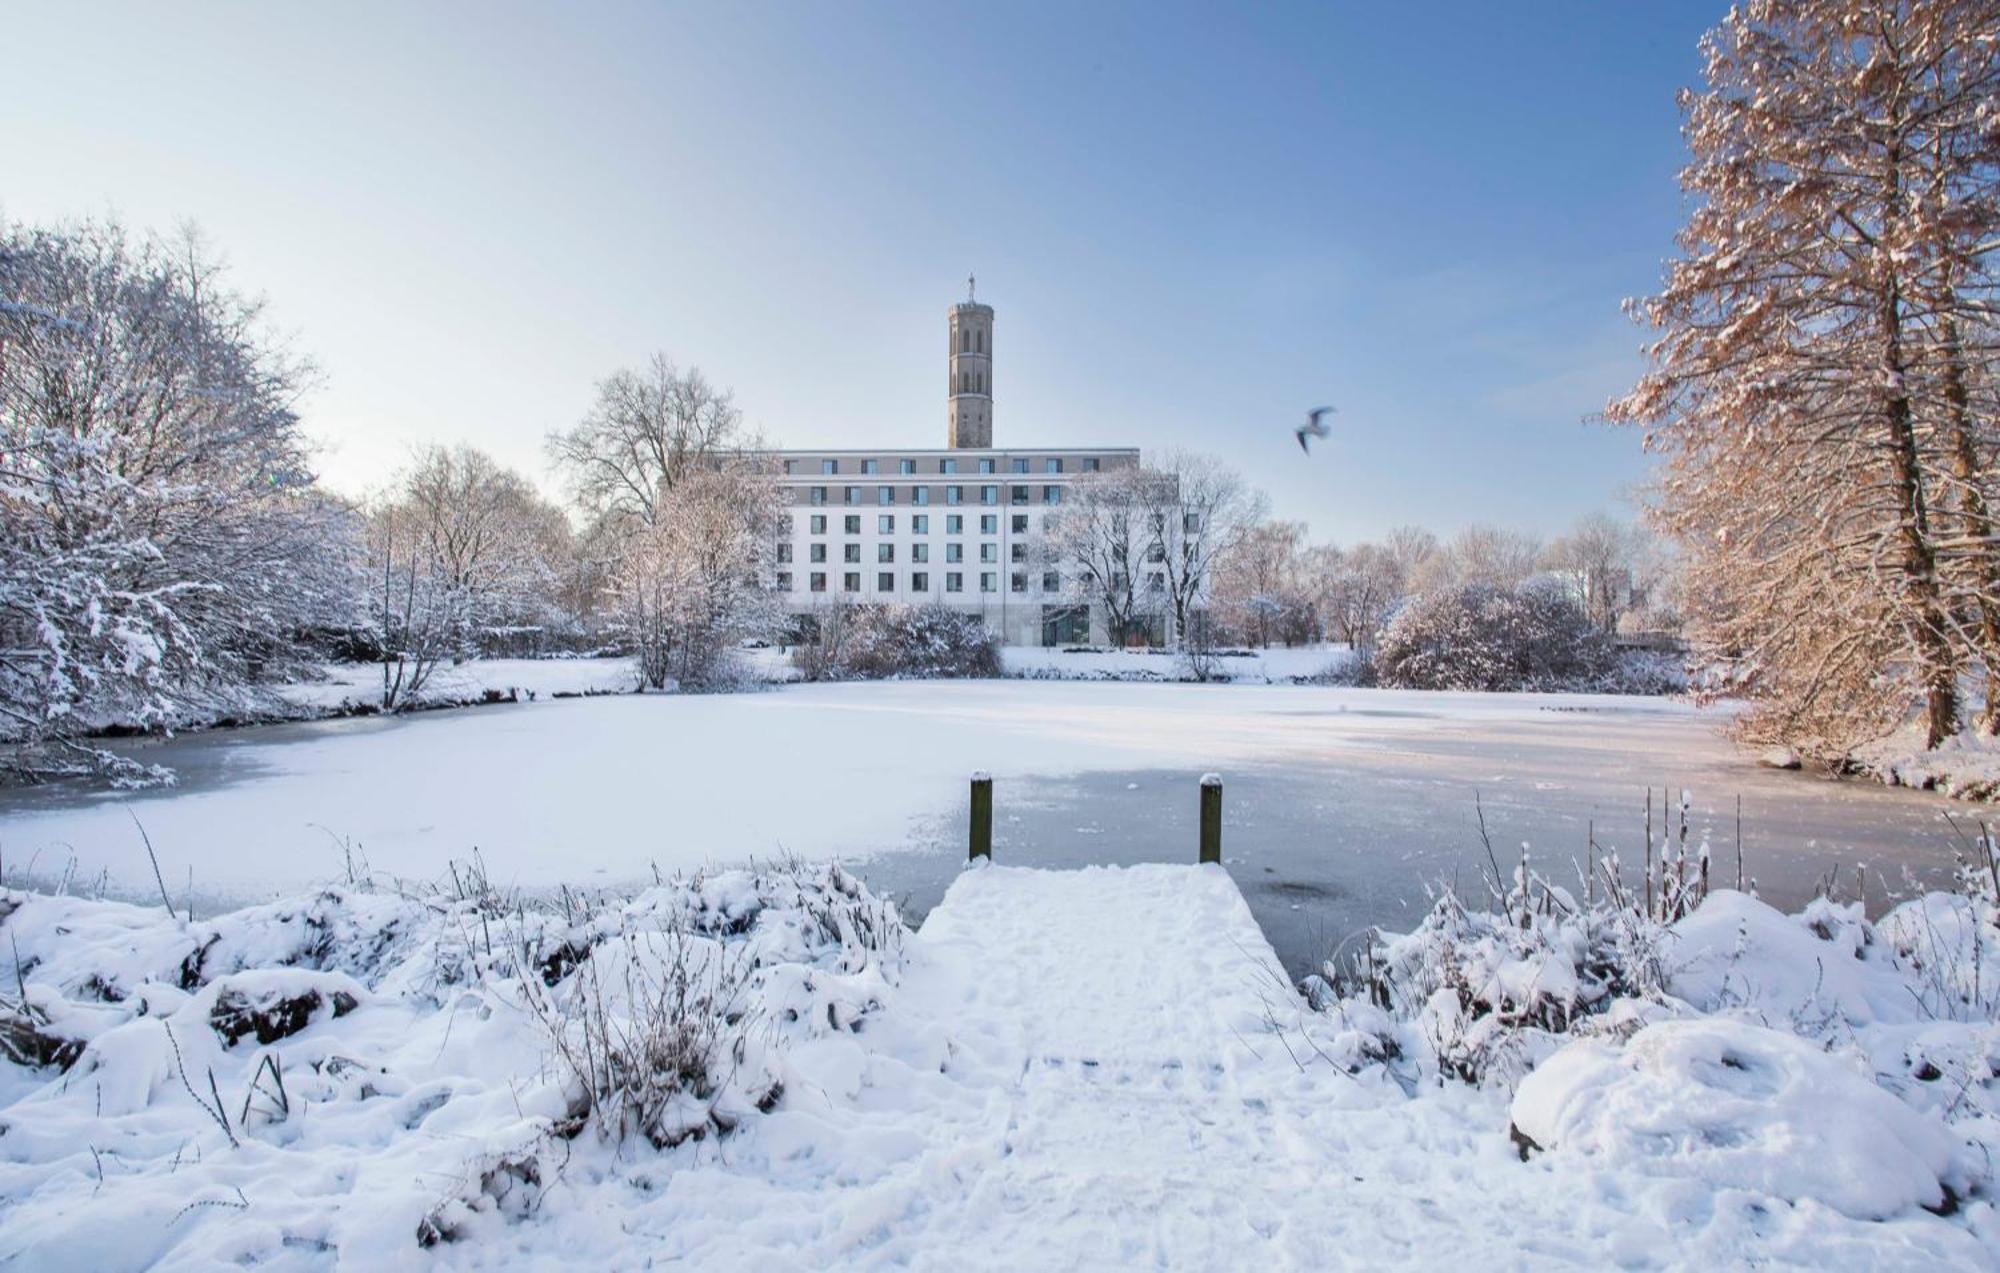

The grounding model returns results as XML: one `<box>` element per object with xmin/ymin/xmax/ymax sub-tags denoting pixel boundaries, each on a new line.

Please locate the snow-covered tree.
<box><xmin>367</xmin><ymin>445</ymin><xmax>570</xmax><ymax>707</ymax></box>
<box><xmin>1042</xmin><ymin>468</ymin><xmax>1152</xmax><ymax>646</ymax></box>
<box><xmin>0</xmin><ymin>218</ymin><xmax>358</xmax><ymax>780</ymax></box>
<box><xmin>609</xmin><ymin>461</ymin><xmax>784</xmax><ymax>691</ymax></box>
<box><xmin>1540</xmin><ymin>513</ymin><xmax>1645</xmax><ymax>634</ymax></box>
<box><xmin>1136</xmin><ymin>450</ymin><xmax>1265</xmax><ymax>647</ymax></box>
<box><xmin>1610</xmin><ymin>0</ymin><xmax>2000</xmax><ymax>752</ymax></box>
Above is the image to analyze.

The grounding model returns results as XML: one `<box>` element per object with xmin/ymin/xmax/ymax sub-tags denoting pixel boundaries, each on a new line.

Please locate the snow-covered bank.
<box><xmin>1</xmin><ymin>861</ymin><xmax>1993</xmax><ymax>1267</ymax></box>
<box><xmin>1001</xmin><ymin>643</ymin><xmax>1353</xmax><ymax>683</ymax></box>
<box><xmin>1856</xmin><ymin>724</ymin><xmax>2000</xmax><ymax>802</ymax></box>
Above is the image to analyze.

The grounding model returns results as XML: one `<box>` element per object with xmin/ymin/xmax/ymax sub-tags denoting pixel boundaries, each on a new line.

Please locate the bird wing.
<box><xmin>1295</xmin><ymin>428</ymin><xmax>1311</xmax><ymax>454</ymax></box>
<box><xmin>1307</xmin><ymin>406</ymin><xmax>1335</xmax><ymax>427</ymax></box>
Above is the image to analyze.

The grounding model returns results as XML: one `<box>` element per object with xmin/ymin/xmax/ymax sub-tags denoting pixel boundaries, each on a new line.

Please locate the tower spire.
<box><xmin>968</xmin><ymin>272</ymin><xmax>976</xmax><ymax>302</ymax></box>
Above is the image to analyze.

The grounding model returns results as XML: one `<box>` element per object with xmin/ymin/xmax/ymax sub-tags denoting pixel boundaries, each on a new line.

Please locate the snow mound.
<box><xmin>1511</xmin><ymin>1018</ymin><xmax>1960</xmax><ymax>1221</ymax></box>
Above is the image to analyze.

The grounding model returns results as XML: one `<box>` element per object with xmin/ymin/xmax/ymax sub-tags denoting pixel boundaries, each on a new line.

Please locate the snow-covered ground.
<box><xmin>0</xmin><ymin>862</ymin><xmax>1991</xmax><ymax>1267</ymax></box>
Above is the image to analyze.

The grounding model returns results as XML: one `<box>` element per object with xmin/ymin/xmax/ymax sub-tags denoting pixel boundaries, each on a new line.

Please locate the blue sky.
<box><xmin>3</xmin><ymin>2</ymin><xmax>1719</xmax><ymax>542</ymax></box>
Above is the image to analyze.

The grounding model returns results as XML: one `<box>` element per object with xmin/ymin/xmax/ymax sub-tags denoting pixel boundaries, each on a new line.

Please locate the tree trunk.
<box><xmin>1880</xmin><ymin>276</ymin><xmax>1958</xmax><ymax>748</ymax></box>
<box><xmin>1939</xmin><ymin>317</ymin><xmax>2000</xmax><ymax>735</ymax></box>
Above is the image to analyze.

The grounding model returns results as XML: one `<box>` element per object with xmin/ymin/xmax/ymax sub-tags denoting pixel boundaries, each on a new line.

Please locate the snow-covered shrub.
<box><xmin>0</xmin><ymin>859</ymin><xmax>908</xmax><ymax>1261</ymax></box>
<box><xmin>1510</xmin><ymin>1018</ymin><xmax>1964</xmax><ymax>1220</ymax></box>
<box><xmin>795</xmin><ymin>601</ymin><xmax>999</xmax><ymax>681</ymax></box>
<box><xmin>1375</xmin><ymin>579</ymin><xmax>1616</xmax><ymax>692</ymax></box>
<box><xmin>1331</xmin><ymin>880</ymin><xmax>1671</xmax><ymax>1087</ymax></box>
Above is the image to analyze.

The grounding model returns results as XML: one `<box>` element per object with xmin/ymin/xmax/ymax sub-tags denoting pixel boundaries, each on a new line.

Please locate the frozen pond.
<box><xmin>0</xmin><ymin>681</ymin><xmax>1977</xmax><ymax>977</ymax></box>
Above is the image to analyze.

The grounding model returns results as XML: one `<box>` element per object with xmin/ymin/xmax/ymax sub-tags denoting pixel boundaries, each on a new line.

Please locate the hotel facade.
<box><xmin>762</xmin><ymin>289</ymin><xmax>1148</xmax><ymax>648</ymax></box>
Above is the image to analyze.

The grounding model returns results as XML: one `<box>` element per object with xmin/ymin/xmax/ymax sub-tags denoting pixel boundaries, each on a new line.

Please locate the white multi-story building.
<box><xmin>762</xmin><ymin>285</ymin><xmax>1143</xmax><ymax>647</ymax></box>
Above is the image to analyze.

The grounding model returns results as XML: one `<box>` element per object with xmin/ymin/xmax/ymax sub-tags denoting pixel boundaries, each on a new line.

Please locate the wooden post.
<box><xmin>1199</xmin><ymin>773</ymin><xmax>1222</xmax><ymax>864</ymax></box>
<box><xmin>969</xmin><ymin>772</ymin><xmax>993</xmax><ymax>862</ymax></box>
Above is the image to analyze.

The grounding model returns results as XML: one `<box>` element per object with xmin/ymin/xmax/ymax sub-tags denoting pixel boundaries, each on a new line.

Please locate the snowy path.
<box><xmin>594</xmin><ymin>866</ymin><xmax>1981</xmax><ymax>1269</ymax></box>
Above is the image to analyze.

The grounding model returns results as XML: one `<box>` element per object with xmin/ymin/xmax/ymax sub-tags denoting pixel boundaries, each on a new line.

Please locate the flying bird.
<box><xmin>1295</xmin><ymin>406</ymin><xmax>1336</xmax><ymax>454</ymax></box>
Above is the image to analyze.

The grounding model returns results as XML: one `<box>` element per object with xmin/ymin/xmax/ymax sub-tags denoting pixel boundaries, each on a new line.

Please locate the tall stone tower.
<box><xmin>947</xmin><ymin>275</ymin><xmax>993</xmax><ymax>448</ymax></box>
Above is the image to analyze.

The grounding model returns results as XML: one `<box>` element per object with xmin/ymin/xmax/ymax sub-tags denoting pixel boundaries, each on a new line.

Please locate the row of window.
<box><xmin>775</xmin><ymin>570</ymin><xmax>1064</xmax><ymax>595</ymax></box>
<box><xmin>781</xmin><ymin>540</ymin><xmax>1033</xmax><ymax>565</ymax></box>
<box><xmin>958</xmin><ymin>327</ymin><xmax>986</xmax><ymax>354</ymax></box>
<box><xmin>788</xmin><ymin>513</ymin><xmax>1036</xmax><ymax>537</ymax></box>
<box><xmin>790</xmin><ymin>457</ymin><xmax>1095</xmax><ymax>476</ymax></box>
<box><xmin>807</xmin><ymin>484</ymin><xmax>1064</xmax><ymax>507</ymax></box>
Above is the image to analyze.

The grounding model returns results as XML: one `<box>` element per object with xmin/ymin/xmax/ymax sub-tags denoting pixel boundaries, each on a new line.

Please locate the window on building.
<box><xmin>945</xmin><ymin>572</ymin><xmax>963</xmax><ymax>593</ymax></box>
<box><xmin>809</xmin><ymin>543</ymin><xmax>827</xmax><ymax>563</ymax></box>
<box><xmin>980</xmin><ymin>572</ymin><xmax>996</xmax><ymax>593</ymax></box>
<box><xmin>809</xmin><ymin>514</ymin><xmax>826</xmax><ymax>534</ymax></box>
<box><xmin>810</xmin><ymin>572</ymin><xmax>827</xmax><ymax>592</ymax></box>
<box><xmin>1011</xmin><ymin>458</ymin><xmax>1029</xmax><ymax>474</ymax></box>
<box><xmin>980</xmin><ymin>485</ymin><xmax>998</xmax><ymax>505</ymax></box>
<box><xmin>844</xmin><ymin>543</ymin><xmax>861</xmax><ymax>563</ymax></box>
<box><xmin>899</xmin><ymin>458</ymin><xmax>915</xmax><ymax>475</ymax></box>
<box><xmin>776</xmin><ymin>571</ymin><xmax>792</xmax><ymax>591</ymax></box>
<box><xmin>911</xmin><ymin>571</ymin><xmax>929</xmax><ymax>592</ymax></box>
<box><xmin>946</xmin><ymin>515</ymin><xmax>963</xmax><ymax>534</ymax></box>
<box><xmin>878</xmin><ymin>486</ymin><xmax>893</xmax><ymax>506</ymax></box>
<box><xmin>913</xmin><ymin>514</ymin><xmax>929</xmax><ymax>534</ymax></box>
<box><xmin>844</xmin><ymin>486</ymin><xmax>860</xmax><ymax>505</ymax></box>
<box><xmin>844</xmin><ymin>572</ymin><xmax>861</xmax><ymax>593</ymax></box>
<box><xmin>914</xmin><ymin>486</ymin><xmax>931</xmax><ymax>506</ymax></box>
<box><xmin>1043</xmin><ymin>571</ymin><xmax>1060</xmax><ymax>592</ymax></box>
<box><xmin>1011</xmin><ymin>572</ymin><xmax>1027</xmax><ymax>593</ymax></box>
<box><xmin>821</xmin><ymin>459</ymin><xmax>838</xmax><ymax>475</ymax></box>
<box><xmin>877</xmin><ymin>572</ymin><xmax>894</xmax><ymax>592</ymax></box>
<box><xmin>878</xmin><ymin>515</ymin><xmax>894</xmax><ymax>534</ymax></box>
<box><xmin>976</xmin><ymin>329</ymin><xmax>984</xmax><ymax>353</ymax></box>
<box><xmin>1010</xmin><ymin>543</ymin><xmax>1026</xmax><ymax>562</ymax></box>
<box><xmin>1147</xmin><ymin>543</ymin><xmax>1166</xmax><ymax>563</ymax></box>
<box><xmin>912</xmin><ymin>543</ymin><xmax>929</xmax><ymax>563</ymax></box>
<box><xmin>877</xmin><ymin>543</ymin><xmax>894</xmax><ymax>563</ymax></box>
<box><xmin>1044</xmin><ymin>486</ymin><xmax>1062</xmax><ymax>505</ymax></box>
<box><xmin>1045</xmin><ymin>458</ymin><xmax>1063</xmax><ymax>474</ymax></box>
<box><xmin>946</xmin><ymin>543</ymin><xmax>963</xmax><ymax>563</ymax></box>
<box><xmin>980</xmin><ymin>514</ymin><xmax>997</xmax><ymax>534</ymax></box>
<box><xmin>844</xmin><ymin>515</ymin><xmax>861</xmax><ymax>534</ymax></box>
<box><xmin>1084</xmin><ymin>458</ymin><xmax>1100</xmax><ymax>472</ymax></box>
<box><xmin>810</xmin><ymin>486</ymin><xmax>827</xmax><ymax>506</ymax></box>
<box><xmin>941</xmin><ymin>459</ymin><xmax>958</xmax><ymax>475</ymax></box>
<box><xmin>947</xmin><ymin>485</ymin><xmax>963</xmax><ymax>505</ymax></box>
<box><xmin>1011</xmin><ymin>485</ymin><xmax>1029</xmax><ymax>505</ymax></box>
<box><xmin>784</xmin><ymin>459</ymin><xmax>798</xmax><ymax>475</ymax></box>
<box><xmin>861</xmin><ymin>459</ymin><xmax>878</xmax><ymax>475</ymax></box>
<box><xmin>979</xmin><ymin>458</ymin><xmax>995</xmax><ymax>474</ymax></box>
<box><xmin>980</xmin><ymin>543</ymin><xmax>997</xmax><ymax>563</ymax></box>
<box><xmin>1148</xmin><ymin>573</ymin><xmax>1165</xmax><ymax>592</ymax></box>
<box><xmin>777</xmin><ymin>543</ymin><xmax>793</xmax><ymax>563</ymax></box>
<box><xmin>1184</xmin><ymin>513</ymin><xmax>1201</xmax><ymax>534</ymax></box>
<box><xmin>1012</xmin><ymin>514</ymin><xmax>1029</xmax><ymax>534</ymax></box>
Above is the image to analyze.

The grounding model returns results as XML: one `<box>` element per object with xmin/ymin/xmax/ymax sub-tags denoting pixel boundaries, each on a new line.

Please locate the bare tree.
<box><xmin>1043</xmin><ymin>468</ymin><xmax>1150</xmax><ymax>647</ymax></box>
<box><xmin>368</xmin><ymin>446</ymin><xmax>568</xmax><ymax>707</ymax></box>
<box><xmin>1137</xmin><ymin>450</ymin><xmax>1266</xmax><ymax>648</ymax></box>
<box><xmin>1540</xmin><ymin>513</ymin><xmax>1642</xmax><ymax>633</ymax></box>
<box><xmin>546</xmin><ymin>355</ymin><xmax>746</xmax><ymax>533</ymax></box>
<box><xmin>1212</xmin><ymin>520</ymin><xmax>1309</xmax><ymax>648</ymax></box>
<box><xmin>1608</xmin><ymin>0</ymin><xmax>2000</xmax><ymax>753</ymax></box>
<box><xmin>1409</xmin><ymin>525</ymin><xmax>1543</xmax><ymax>597</ymax></box>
